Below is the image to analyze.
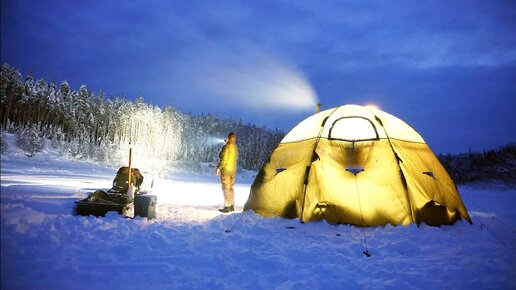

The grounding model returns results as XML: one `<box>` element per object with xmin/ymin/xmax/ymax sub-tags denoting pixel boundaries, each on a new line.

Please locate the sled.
<box><xmin>74</xmin><ymin>166</ymin><xmax>144</xmax><ymax>217</ymax></box>
<box><xmin>75</xmin><ymin>189</ymin><xmax>132</xmax><ymax>217</ymax></box>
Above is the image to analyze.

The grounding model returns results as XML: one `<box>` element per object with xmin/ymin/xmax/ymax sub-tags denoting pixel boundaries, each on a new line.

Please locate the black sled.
<box><xmin>75</xmin><ymin>167</ymin><xmax>144</xmax><ymax>217</ymax></box>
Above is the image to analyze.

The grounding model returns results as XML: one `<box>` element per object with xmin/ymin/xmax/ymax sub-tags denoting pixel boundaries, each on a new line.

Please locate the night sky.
<box><xmin>1</xmin><ymin>1</ymin><xmax>515</xmax><ymax>154</ymax></box>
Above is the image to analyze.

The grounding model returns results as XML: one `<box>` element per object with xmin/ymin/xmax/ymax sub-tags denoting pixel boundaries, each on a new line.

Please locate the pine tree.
<box><xmin>0</xmin><ymin>132</ymin><xmax>8</xmax><ymax>154</ymax></box>
<box><xmin>16</xmin><ymin>124</ymin><xmax>45</xmax><ymax>157</ymax></box>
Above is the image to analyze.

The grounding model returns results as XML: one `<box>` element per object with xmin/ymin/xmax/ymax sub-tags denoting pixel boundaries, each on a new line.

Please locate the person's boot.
<box><xmin>218</xmin><ymin>205</ymin><xmax>235</xmax><ymax>213</ymax></box>
<box><xmin>218</xmin><ymin>206</ymin><xmax>232</xmax><ymax>213</ymax></box>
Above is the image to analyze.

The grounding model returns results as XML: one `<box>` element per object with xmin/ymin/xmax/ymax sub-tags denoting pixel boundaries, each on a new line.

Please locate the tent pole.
<box><xmin>300</xmin><ymin>109</ymin><xmax>337</xmax><ymax>222</ymax></box>
<box><xmin>367</xmin><ymin>112</ymin><xmax>415</xmax><ymax>224</ymax></box>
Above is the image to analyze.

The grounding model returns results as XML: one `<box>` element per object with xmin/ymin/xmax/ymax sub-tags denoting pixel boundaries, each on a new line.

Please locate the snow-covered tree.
<box><xmin>438</xmin><ymin>143</ymin><xmax>516</xmax><ymax>185</ymax></box>
<box><xmin>1</xmin><ymin>64</ymin><xmax>24</xmax><ymax>130</ymax></box>
<box><xmin>16</xmin><ymin>124</ymin><xmax>45</xmax><ymax>157</ymax></box>
<box><xmin>0</xmin><ymin>132</ymin><xmax>8</xmax><ymax>154</ymax></box>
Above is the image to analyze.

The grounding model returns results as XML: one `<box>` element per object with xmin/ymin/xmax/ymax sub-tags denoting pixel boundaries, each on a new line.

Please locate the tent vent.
<box><xmin>315</xmin><ymin>202</ymin><xmax>330</xmax><ymax>208</ymax></box>
<box><xmin>346</xmin><ymin>166</ymin><xmax>365</xmax><ymax>176</ymax></box>
<box><xmin>275</xmin><ymin>168</ymin><xmax>287</xmax><ymax>175</ymax></box>
<box><xmin>423</xmin><ymin>171</ymin><xmax>435</xmax><ymax>179</ymax></box>
<box><xmin>374</xmin><ymin>116</ymin><xmax>384</xmax><ymax>126</ymax></box>
<box><xmin>314</xmin><ymin>202</ymin><xmax>330</xmax><ymax>215</ymax></box>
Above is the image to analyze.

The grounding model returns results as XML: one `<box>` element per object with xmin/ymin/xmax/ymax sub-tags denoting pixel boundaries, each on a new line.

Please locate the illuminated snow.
<box><xmin>1</xmin><ymin>134</ymin><xmax>515</xmax><ymax>289</ymax></box>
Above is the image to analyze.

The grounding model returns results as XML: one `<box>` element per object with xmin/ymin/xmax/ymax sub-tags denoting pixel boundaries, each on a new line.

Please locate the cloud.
<box><xmin>264</xmin><ymin>1</ymin><xmax>516</xmax><ymax>70</ymax></box>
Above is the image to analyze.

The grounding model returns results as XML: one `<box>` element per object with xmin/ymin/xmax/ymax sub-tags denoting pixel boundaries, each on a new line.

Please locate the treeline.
<box><xmin>0</xmin><ymin>63</ymin><xmax>283</xmax><ymax>172</ymax></box>
<box><xmin>179</xmin><ymin>114</ymin><xmax>284</xmax><ymax>170</ymax></box>
<box><xmin>438</xmin><ymin>144</ymin><xmax>516</xmax><ymax>185</ymax></box>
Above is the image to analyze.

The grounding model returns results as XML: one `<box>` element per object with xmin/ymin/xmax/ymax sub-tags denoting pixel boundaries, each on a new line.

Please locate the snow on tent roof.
<box><xmin>281</xmin><ymin>104</ymin><xmax>424</xmax><ymax>144</ymax></box>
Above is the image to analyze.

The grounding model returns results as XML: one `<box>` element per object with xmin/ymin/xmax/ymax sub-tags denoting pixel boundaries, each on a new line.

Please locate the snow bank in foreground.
<box><xmin>1</xmin><ymin>136</ymin><xmax>515</xmax><ymax>289</ymax></box>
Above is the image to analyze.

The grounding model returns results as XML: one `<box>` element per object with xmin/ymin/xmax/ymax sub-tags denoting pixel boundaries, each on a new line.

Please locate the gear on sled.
<box><xmin>112</xmin><ymin>166</ymin><xmax>144</xmax><ymax>193</ymax></box>
<box><xmin>74</xmin><ymin>166</ymin><xmax>144</xmax><ymax>217</ymax></box>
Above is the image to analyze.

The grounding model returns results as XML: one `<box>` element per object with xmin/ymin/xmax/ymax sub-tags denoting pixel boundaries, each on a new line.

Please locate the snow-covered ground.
<box><xmin>1</xmin><ymin>134</ymin><xmax>515</xmax><ymax>290</ymax></box>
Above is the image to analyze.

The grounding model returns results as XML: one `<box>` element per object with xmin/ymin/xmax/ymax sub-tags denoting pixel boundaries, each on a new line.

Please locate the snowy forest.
<box><xmin>438</xmin><ymin>144</ymin><xmax>516</xmax><ymax>185</ymax></box>
<box><xmin>2</xmin><ymin>63</ymin><xmax>514</xmax><ymax>184</ymax></box>
<box><xmin>0</xmin><ymin>63</ymin><xmax>284</xmax><ymax>173</ymax></box>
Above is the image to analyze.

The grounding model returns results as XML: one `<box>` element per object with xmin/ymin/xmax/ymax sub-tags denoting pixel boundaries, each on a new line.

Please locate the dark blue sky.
<box><xmin>2</xmin><ymin>0</ymin><xmax>515</xmax><ymax>154</ymax></box>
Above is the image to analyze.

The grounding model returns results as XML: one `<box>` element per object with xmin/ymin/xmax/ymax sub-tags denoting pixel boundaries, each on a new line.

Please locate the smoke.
<box><xmin>200</xmin><ymin>57</ymin><xmax>318</xmax><ymax>111</ymax></box>
<box><xmin>167</xmin><ymin>44</ymin><xmax>319</xmax><ymax>113</ymax></box>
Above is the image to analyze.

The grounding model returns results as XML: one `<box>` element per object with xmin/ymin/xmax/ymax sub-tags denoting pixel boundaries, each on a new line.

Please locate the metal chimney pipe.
<box><xmin>316</xmin><ymin>103</ymin><xmax>321</xmax><ymax>113</ymax></box>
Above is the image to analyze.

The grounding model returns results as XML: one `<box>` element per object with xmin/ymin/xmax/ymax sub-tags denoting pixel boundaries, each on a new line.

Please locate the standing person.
<box><xmin>215</xmin><ymin>132</ymin><xmax>239</xmax><ymax>213</ymax></box>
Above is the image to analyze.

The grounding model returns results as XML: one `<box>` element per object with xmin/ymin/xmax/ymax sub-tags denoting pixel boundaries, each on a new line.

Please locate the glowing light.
<box><xmin>365</xmin><ymin>104</ymin><xmax>380</xmax><ymax>110</ymax></box>
<box><xmin>330</xmin><ymin>118</ymin><xmax>378</xmax><ymax>141</ymax></box>
<box><xmin>115</xmin><ymin>143</ymin><xmax>170</xmax><ymax>177</ymax></box>
<box><xmin>205</xmin><ymin>137</ymin><xmax>226</xmax><ymax>146</ymax></box>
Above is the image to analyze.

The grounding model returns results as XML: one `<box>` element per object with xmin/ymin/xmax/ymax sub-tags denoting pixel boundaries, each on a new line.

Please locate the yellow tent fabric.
<box><xmin>244</xmin><ymin>104</ymin><xmax>472</xmax><ymax>226</ymax></box>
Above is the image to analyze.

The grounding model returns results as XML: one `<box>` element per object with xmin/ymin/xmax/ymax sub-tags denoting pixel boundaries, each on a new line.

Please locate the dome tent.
<box><xmin>244</xmin><ymin>104</ymin><xmax>471</xmax><ymax>226</ymax></box>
